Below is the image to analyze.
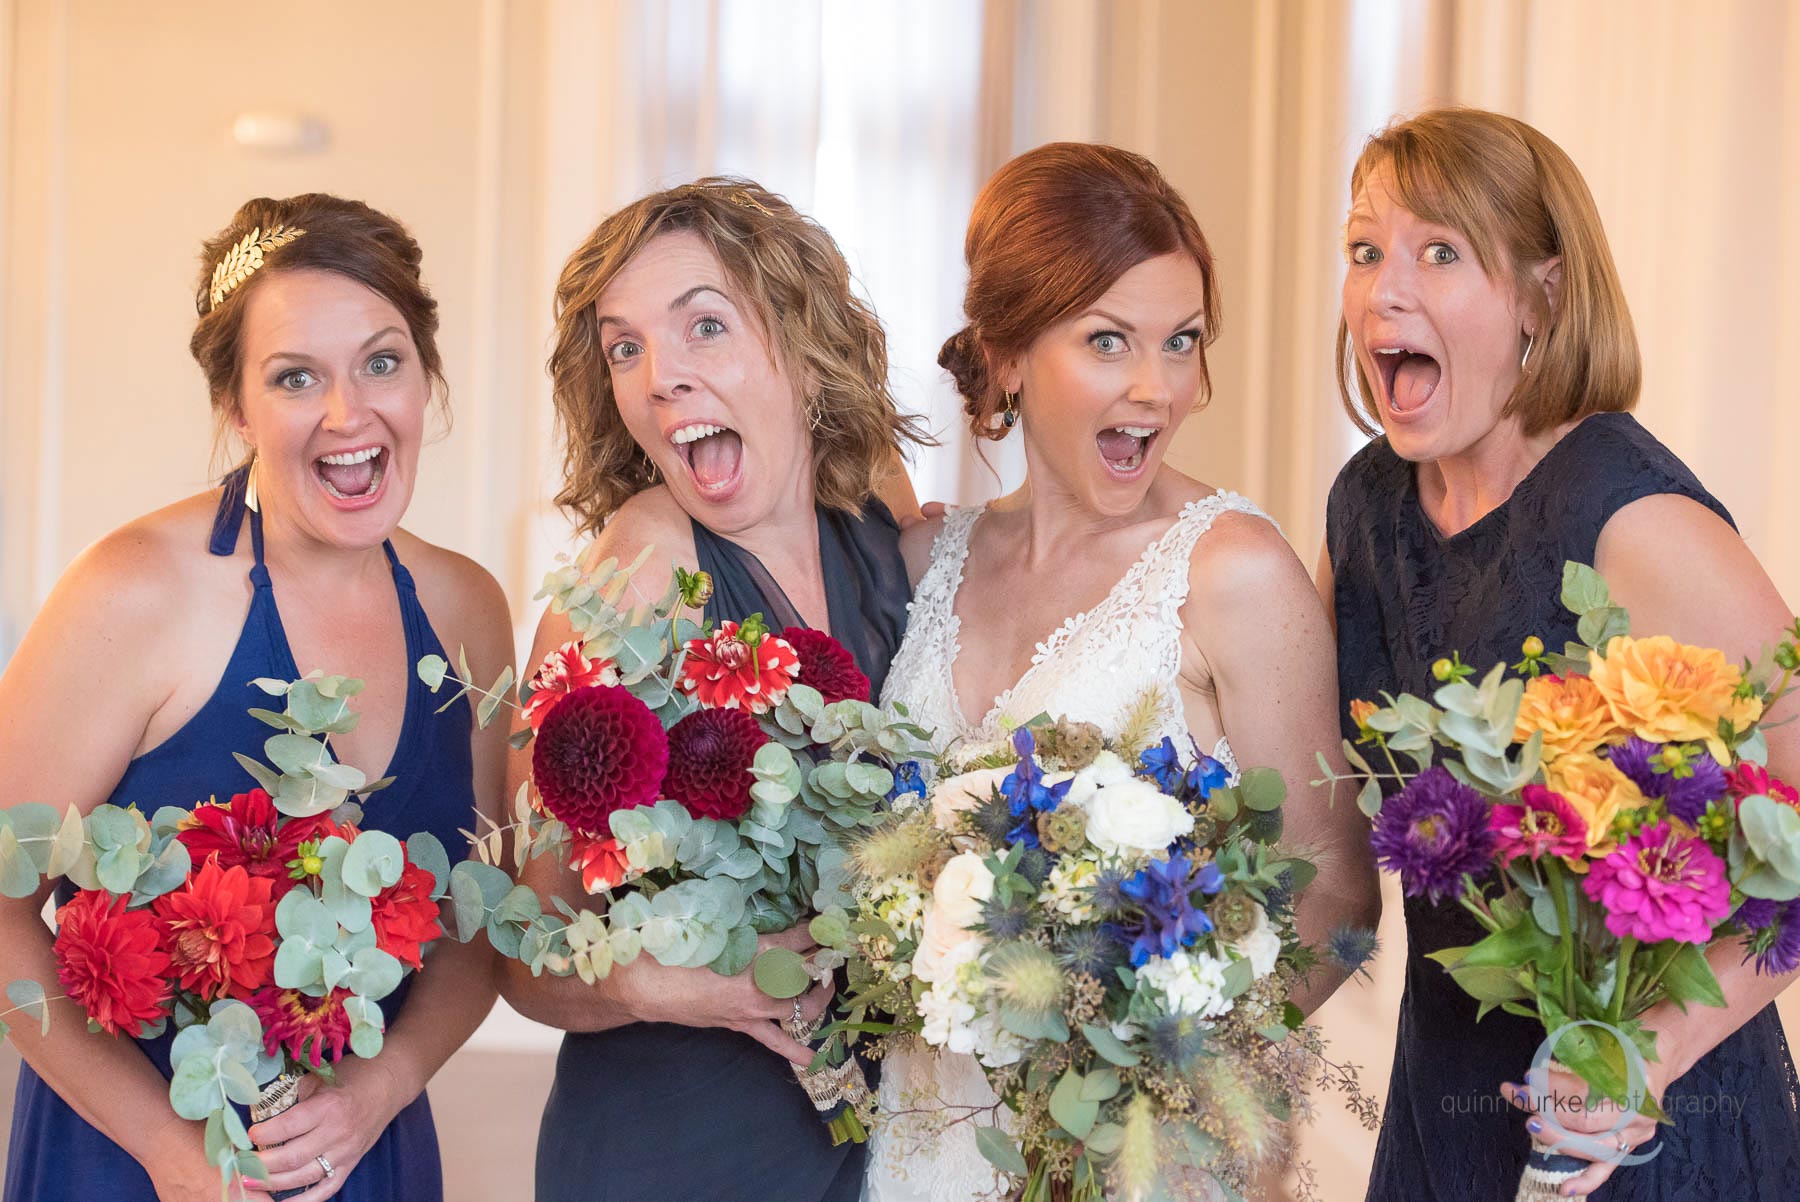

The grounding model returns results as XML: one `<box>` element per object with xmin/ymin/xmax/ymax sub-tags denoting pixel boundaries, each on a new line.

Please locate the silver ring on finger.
<box><xmin>317</xmin><ymin>1153</ymin><xmax>336</xmax><ymax>1180</ymax></box>
<box><xmin>1615</xmin><ymin>1132</ymin><xmax>1632</xmax><ymax>1152</ymax></box>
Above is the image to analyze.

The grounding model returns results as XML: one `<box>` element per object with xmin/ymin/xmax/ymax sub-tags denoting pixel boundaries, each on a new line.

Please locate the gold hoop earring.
<box><xmin>243</xmin><ymin>453</ymin><xmax>260</xmax><ymax>513</ymax></box>
<box><xmin>1520</xmin><ymin>331</ymin><xmax>1536</xmax><ymax>371</ymax></box>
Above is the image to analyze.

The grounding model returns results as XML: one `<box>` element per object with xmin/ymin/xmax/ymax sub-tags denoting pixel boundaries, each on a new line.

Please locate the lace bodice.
<box><xmin>866</xmin><ymin>491</ymin><xmax>1273</xmax><ymax>1202</ymax></box>
<box><xmin>882</xmin><ymin>490</ymin><xmax>1271</xmax><ymax>772</ymax></box>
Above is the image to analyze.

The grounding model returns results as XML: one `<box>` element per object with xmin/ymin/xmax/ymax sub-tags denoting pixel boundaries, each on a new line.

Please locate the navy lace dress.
<box><xmin>1330</xmin><ymin>413</ymin><xmax>1800</xmax><ymax>1200</ymax></box>
<box><xmin>534</xmin><ymin>500</ymin><xmax>909</xmax><ymax>1202</ymax></box>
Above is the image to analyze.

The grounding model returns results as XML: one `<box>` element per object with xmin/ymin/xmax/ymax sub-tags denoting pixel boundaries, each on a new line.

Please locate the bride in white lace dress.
<box><xmin>865</xmin><ymin>144</ymin><xmax>1376</xmax><ymax>1201</ymax></box>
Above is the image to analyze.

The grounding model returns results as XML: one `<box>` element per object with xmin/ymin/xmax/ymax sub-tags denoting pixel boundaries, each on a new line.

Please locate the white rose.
<box><xmin>928</xmin><ymin>766</ymin><xmax>1013</xmax><ymax>831</ymax></box>
<box><xmin>1138</xmin><ymin>948</ymin><xmax>1234</xmax><ymax>1020</ymax></box>
<box><xmin>912</xmin><ymin>852</ymin><xmax>994</xmax><ymax>984</ymax></box>
<box><xmin>1063</xmin><ymin>750</ymin><xmax>1134</xmax><ymax>810</ymax></box>
<box><xmin>1084</xmin><ymin>777</ymin><xmax>1194</xmax><ymax>855</ymax></box>
<box><xmin>1230</xmin><ymin>909</ymin><xmax>1281</xmax><ymax>979</ymax></box>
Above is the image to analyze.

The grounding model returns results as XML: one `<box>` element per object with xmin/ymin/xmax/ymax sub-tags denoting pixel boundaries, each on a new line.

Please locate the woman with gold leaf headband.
<box><xmin>0</xmin><ymin>194</ymin><xmax>509</xmax><ymax>1202</ymax></box>
<box><xmin>506</xmin><ymin>178</ymin><xmax>927</xmax><ymax>1202</ymax></box>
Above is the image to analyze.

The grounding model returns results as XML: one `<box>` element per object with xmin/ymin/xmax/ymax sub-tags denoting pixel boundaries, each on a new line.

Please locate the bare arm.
<box><xmin>1509</xmin><ymin>493</ymin><xmax>1798</xmax><ymax>1193</ymax></box>
<box><xmin>0</xmin><ymin>527</ymin><xmax>239</xmax><ymax>1200</ymax></box>
<box><xmin>496</xmin><ymin>500</ymin><xmax>828</xmax><ymax>1065</ymax></box>
<box><xmin>1184</xmin><ymin>516</ymin><xmax>1379</xmax><ymax>1015</ymax></box>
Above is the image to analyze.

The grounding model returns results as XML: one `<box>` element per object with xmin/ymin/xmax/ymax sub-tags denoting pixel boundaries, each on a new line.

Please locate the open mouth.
<box><xmin>313</xmin><ymin>445</ymin><xmax>389</xmax><ymax>505</ymax></box>
<box><xmin>670</xmin><ymin>421</ymin><xmax>744</xmax><ymax>499</ymax></box>
<box><xmin>1096</xmin><ymin>424</ymin><xmax>1159</xmax><ymax>477</ymax></box>
<box><xmin>1373</xmin><ymin>346</ymin><xmax>1442</xmax><ymax>416</ymax></box>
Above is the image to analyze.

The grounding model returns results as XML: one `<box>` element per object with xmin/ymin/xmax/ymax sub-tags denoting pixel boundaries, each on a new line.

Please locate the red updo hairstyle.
<box><xmin>938</xmin><ymin>142</ymin><xmax>1220</xmax><ymax>439</ymax></box>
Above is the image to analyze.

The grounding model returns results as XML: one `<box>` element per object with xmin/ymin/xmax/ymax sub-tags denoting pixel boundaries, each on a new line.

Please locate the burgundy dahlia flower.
<box><xmin>531</xmin><ymin>685</ymin><xmax>669</xmax><ymax>836</ymax></box>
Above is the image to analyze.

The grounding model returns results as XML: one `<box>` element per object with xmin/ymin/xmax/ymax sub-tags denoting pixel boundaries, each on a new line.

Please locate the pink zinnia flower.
<box><xmin>1491</xmin><ymin>785</ymin><xmax>1589</xmax><ymax>867</ymax></box>
<box><xmin>1582</xmin><ymin>822</ymin><xmax>1730</xmax><ymax>944</ymax></box>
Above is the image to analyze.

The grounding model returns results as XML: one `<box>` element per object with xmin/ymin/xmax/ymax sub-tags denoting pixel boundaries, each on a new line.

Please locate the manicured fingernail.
<box><xmin>1527</xmin><ymin>1118</ymin><xmax>1542</xmax><ymax>1134</ymax></box>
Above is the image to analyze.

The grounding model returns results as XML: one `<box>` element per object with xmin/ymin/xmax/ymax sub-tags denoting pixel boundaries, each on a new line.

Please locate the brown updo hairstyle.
<box><xmin>1336</xmin><ymin>108</ymin><xmax>1640</xmax><ymax>436</ymax></box>
<box><xmin>189</xmin><ymin>194</ymin><xmax>448</xmax><ymax>461</ymax></box>
<box><xmin>939</xmin><ymin>142</ymin><xmax>1221</xmax><ymax>439</ymax></box>
<box><xmin>549</xmin><ymin>178</ymin><xmax>930</xmax><ymax>536</ymax></box>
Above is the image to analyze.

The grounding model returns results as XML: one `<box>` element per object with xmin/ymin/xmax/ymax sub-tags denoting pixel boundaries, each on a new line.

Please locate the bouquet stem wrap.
<box><xmin>784</xmin><ymin>1005</ymin><xmax>873</xmax><ymax>1145</ymax></box>
<box><xmin>251</xmin><ymin>1070</ymin><xmax>307</xmax><ymax>1201</ymax></box>
<box><xmin>1516</xmin><ymin>1144</ymin><xmax>1589</xmax><ymax>1202</ymax></box>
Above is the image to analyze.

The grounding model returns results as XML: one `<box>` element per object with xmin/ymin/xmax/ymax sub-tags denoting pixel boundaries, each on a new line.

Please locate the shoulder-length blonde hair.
<box><xmin>1336</xmin><ymin>107</ymin><xmax>1640</xmax><ymax>436</ymax></box>
<box><xmin>549</xmin><ymin>178</ymin><xmax>930</xmax><ymax>535</ymax></box>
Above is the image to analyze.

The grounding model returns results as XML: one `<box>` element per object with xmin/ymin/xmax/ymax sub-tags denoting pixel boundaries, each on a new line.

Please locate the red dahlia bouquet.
<box><xmin>0</xmin><ymin>673</ymin><xmax>453</xmax><ymax>1196</ymax></box>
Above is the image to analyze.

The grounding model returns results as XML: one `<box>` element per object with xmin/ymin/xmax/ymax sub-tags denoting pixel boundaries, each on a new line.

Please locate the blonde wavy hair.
<box><xmin>549</xmin><ymin>178</ymin><xmax>930</xmax><ymax>535</ymax></box>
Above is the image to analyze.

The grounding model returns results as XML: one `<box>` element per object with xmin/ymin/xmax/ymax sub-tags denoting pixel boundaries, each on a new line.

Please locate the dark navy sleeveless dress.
<box><xmin>5</xmin><ymin>471</ymin><xmax>475</xmax><ymax>1202</ymax></box>
<box><xmin>534</xmin><ymin>500</ymin><xmax>909</xmax><ymax>1202</ymax></box>
<box><xmin>1329</xmin><ymin>413</ymin><xmax>1800</xmax><ymax>1200</ymax></box>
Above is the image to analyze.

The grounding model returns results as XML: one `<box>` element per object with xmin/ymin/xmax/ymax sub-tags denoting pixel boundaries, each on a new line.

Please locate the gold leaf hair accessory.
<box><xmin>207</xmin><ymin>224</ymin><xmax>306</xmax><ymax>312</ymax></box>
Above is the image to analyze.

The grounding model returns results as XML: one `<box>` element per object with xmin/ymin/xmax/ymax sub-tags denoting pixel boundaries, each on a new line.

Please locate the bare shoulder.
<box><xmin>898</xmin><ymin>511</ymin><xmax>948</xmax><ymax>588</ymax></box>
<box><xmin>1184</xmin><ymin>503</ymin><xmax>1316</xmax><ymax>622</ymax></box>
<box><xmin>599</xmin><ymin>486</ymin><xmax>698</xmax><ymax>587</ymax></box>
<box><xmin>389</xmin><ymin>531</ymin><xmax>513</xmax><ymax>668</ymax></box>
<box><xmin>50</xmin><ymin>493</ymin><xmax>225</xmax><ymax>628</ymax></box>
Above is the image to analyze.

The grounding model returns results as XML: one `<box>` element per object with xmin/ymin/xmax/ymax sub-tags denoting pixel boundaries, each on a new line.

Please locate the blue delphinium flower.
<box><xmin>1139</xmin><ymin>737</ymin><xmax>1184</xmax><ymax>793</ymax></box>
<box><xmin>1184</xmin><ymin>754</ymin><xmax>1229</xmax><ymax>801</ymax></box>
<box><xmin>1001</xmin><ymin>727</ymin><xmax>1070</xmax><ymax>846</ymax></box>
<box><xmin>886</xmin><ymin>759</ymin><xmax>925</xmax><ymax>803</ymax></box>
<box><xmin>1108</xmin><ymin>853</ymin><xmax>1225</xmax><ymax>968</ymax></box>
<box><xmin>1607</xmin><ymin>737</ymin><xmax>1727</xmax><ymax>825</ymax></box>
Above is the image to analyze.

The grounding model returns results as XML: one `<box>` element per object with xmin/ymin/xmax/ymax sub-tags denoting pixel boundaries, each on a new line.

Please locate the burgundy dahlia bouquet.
<box><xmin>418</xmin><ymin>545</ymin><xmax>929</xmax><ymax>1142</ymax></box>
<box><xmin>0</xmin><ymin>674</ymin><xmax>451</xmax><ymax>1196</ymax></box>
<box><xmin>1318</xmin><ymin>563</ymin><xmax>1800</xmax><ymax>1201</ymax></box>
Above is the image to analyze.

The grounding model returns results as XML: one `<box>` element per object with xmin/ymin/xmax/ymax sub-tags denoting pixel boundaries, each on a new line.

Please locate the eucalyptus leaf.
<box><xmin>232</xmin><ymin>753</ymin><xmax>283</xmax><ymax>797</ymax></box>
<box><xmin>752</xmin><ymin>947</ymin><xmax>811</xmax><ymax>998</ymax></box>
<box><xmin>417</xmin><ymin>654</ymin><xmax>449</xmax><ymax>691</ymax></box>
<box><xmin>405</xmin><ymin>832</ymin><xmax>451</xmax><ymax>899</ymax></box>
<box><xmin>0</xmin><ymin>829</ymin><xmax>39</xmax><ymax>899</ymax></box>
<box><xmin>1081</xmin><ymin>1022</ymin><xmax>1142</xmax><ymax>1067</ymax></box>
<box><xmin>975</xmin><ymin>1125</ymin><xmax>1028</xmax><ymax>1177</ymax></box>
<box><xmin>1048</xmin><ymin>1068</ymin><xmax>1099</xmax><ymax>1139</ymax></box>
<box><xmin>5</xmin><ymin>979</ymin><xmax>49</xmax><ymax>1036</ymax></box>
<box><xmin>264</xmin><ymin>732</ymin><xmax>329</xmax><ymax>777</ymax></box>
<box><xmin>341</xmin><ymin>830</ymin><xmax>406</xmax><ymax>897</ymax></box>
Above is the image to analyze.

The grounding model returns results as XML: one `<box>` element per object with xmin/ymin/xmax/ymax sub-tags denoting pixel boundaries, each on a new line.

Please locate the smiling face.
<box><xmin>1000</xmin><ymin>252</ymin><xmax>1209</xmax><ymax>517</ymax></box>
<box><xmin>1342</xmin><ymin>164</ymin><xmax>1550</xmax><ymax>464</ymax></box>
<box><xmin>596</xmin><ymin>230</ymin><xmax>813</xmax><ymax>534</ymax></box>
<box><xmin>231</xmin><ymin>268</ymin><xmax>428</xmax><ymax>549</ymax></box>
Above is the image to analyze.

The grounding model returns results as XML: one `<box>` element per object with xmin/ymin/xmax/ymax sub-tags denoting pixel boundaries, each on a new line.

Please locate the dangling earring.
<box><xmin>243</xmin><ymin>452</ymin><xmax>260</xmax><ymax>513</ymax></box>
<box><xmin>806</xmin><ymin>395</ymin><xmax>825</xmax><ymax>434</ymax></box>
<box><xmin>1520</xmin><ymin>331</ymin><xmax>1537</xmax><ymax>371</ymax></box>
<box><xmin>1001</xmin><ymin>390</ymin><xmax>1019</xmax><ymax>429</ymax></box>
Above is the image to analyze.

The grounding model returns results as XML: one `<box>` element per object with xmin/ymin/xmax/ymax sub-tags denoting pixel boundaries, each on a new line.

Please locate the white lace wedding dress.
<box><xmin>864</xmin><ymin>490</ymin><xmax>1275</xmax><ymax>1202</ymax></box>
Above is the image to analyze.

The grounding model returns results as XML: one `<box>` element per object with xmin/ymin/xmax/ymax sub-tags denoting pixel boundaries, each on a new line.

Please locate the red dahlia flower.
<box><xmin>177</xmin><ymin>789</ymin><xmax>336</xmax><ymax>898</ymax></box>
<box><xmin>152</xmin><ymin>859</ymin><xmax>277</xmax><ymax>1001</ymax></box>
<box><xmin>248</xmin><ymin>985</ymin><xmax>354</xmax><ymax>1068</ymax></box>
<box><xmin>662</xmin><ymin>707</ymin><xmax>768</xmax><ymax>821</ymax></box>
<box><xmin>678</xmin><ymin>620</ymin><xmax>799</xmax><ymax>714</ymax></box>
<box><xmin>370</xmin><ymin>856</ymin><xmax>443</xmax><ymax>971</ymax></box>
<box><xmin>780</xmin><ymin>627</ymin><xmax>871</xmax><ymax>705</ymax></box>
<box><xmin>568</xmin><ymin>832</ymin><xmax>632</xmax><ymax>893</ymax></box>
<box><xmin>53</xmin><ymin>890</ymin><xmax>172</xmax><ymax>1036</ymax></box>
<box><xmin>523</xmin><ymin>641</ymin><xmax>620</xmax><ymax>732</ymax></box>
<box><xmin>531</xmin><ymin>685</ymin><xmax>669</xmax><ymax>836</ymax></box>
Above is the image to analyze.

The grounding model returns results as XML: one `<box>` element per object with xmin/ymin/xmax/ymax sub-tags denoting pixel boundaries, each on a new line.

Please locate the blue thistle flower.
<box><xmin>1326</xmin><ymin>925</ymin><xmax>1381</xmax><ymax>982</ymax></box>
<box><xmin>1107</xmin><ymin>854</ymin><xmax>1225</xmax><ymax>968</ymax></box>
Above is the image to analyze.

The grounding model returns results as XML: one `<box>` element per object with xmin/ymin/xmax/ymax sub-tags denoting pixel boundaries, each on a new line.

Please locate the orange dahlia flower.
<box><xmin>1542</xmin><ymin>751</ymin><xmax>1647</xmax><ymax>858</ymax></box>
<box><xmin>1587</xmin><ymin>635</ymin><xmax>1762</xmax><ymax>762</ymax></box>
<box><xmin>1513</xmin><ymin>673</ymin><xmax>1622</xmax><ymax>760</ymax></box>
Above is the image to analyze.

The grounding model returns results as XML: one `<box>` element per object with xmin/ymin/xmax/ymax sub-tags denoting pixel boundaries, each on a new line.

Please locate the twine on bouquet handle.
<box><xmin>1514</xmin><ymin>1060</ymin><xmax>1591</xmax><ymax>1202</ymax></box>
<box><xmin>250</xmin><ymin>1070</ymin><xmax>310</xmax><ymax>1201</ymax></box>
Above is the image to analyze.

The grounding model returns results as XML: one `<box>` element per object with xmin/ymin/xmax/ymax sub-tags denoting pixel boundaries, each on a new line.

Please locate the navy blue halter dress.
<box><xmin>5</xmin><ymin>472</ymin><xmax>475</xmax><ymax>1202</ymax></box>
<box><xmin>1329</xmin><ymin>413</ymin><xmax>1800</xmax><ymax>1200</ymax></box>
<box><xmin>534</xmin><ymin>500</ymin><xmax>909</xmax><ymax>1202</ymax></box>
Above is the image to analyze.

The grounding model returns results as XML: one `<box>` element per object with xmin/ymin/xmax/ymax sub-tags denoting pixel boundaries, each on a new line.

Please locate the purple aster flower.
<box><xmin>1735</xmin><ymin>897</ymin><xmax>1781</xmax><ymax>931</ymax></box>
<box><xmin>1108</xmin><ymin>854</ymin><xmax>1224</xmax><ymax>968</ymax></box>
<box><xmin>1370</xmin><ymin>766</ymin><xmax>1497</xmax><ymax>904</ymax></box>
<box><xmin>1607</xmin><ymin>737</ymin><xmax>1727</xmax><ymax>825</ymax></box>
<box><xmin>1740</xmin><ymin>899</ymin><xmax>1800</xmax><ymax>975</ymax></box>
